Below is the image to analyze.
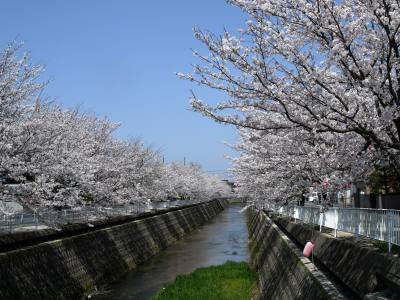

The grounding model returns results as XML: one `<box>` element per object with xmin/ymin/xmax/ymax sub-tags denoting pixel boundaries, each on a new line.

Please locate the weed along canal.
<box><xmin>94</xmin><ymin>203</ymin><xmax>250</xmax><ymax>299</ymax></box>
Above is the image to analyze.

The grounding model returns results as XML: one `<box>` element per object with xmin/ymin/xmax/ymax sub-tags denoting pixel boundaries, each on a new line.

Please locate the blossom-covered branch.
<box><xmin>0</xmin><ymin>44</ymin><xmax>231</xmax><ymax>213</ymax></box>
<box><xmin>182</xmin><ymin>0</ymin><xmax>400</xmax><ymax>206</ymax></box>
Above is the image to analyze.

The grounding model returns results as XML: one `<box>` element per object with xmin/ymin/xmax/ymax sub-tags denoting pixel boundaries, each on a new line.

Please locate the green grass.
<box><xmin>150</xmin><ymin>261</ymin><xmax>257</xmax><ymax>300</ymax></box>
<box><xmin>229</xmin><ymin>200</ymin><xmax>245</xmax><ymax>205</ymax></box>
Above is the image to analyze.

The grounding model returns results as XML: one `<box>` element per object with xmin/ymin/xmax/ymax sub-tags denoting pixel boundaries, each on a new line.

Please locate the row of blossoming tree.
<box><xmin>0</xmin><ymin>44</ymin><xmax>231</xmax><ymax>215</ymax></box>
<box><xmin>180</xmin><ymin>0</ymin><xmax>400</xmax><ymax>209</ymax></box>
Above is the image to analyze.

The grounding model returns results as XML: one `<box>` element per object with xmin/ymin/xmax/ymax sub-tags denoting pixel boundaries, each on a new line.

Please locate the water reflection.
<box><xmin>96</xmin><ymin>204</ymin><xmax>249</xmax><ymax>300</ymax></box>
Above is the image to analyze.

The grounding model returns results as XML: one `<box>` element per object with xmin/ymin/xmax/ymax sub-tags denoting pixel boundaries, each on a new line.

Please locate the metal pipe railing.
<box><xmin>279</xmin><ymin>206</ymin><xmax>400</xmax><ymax>252</ymax></box>
<box><xmin>0</xmin><ymin>199</ymin><xmax>212</xmax><ymax>234</ymax></box>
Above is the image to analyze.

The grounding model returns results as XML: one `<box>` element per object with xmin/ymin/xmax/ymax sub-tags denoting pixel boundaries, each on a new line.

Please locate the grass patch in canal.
<box><xmin>229</xmin><ymin>199</ymin><xmax>244</xmax><ymax>205</ymax></box>
<box><xmin>150</xmin><ymin>261</ymin><xmax>257</xmax><ymax>300</ymax></box>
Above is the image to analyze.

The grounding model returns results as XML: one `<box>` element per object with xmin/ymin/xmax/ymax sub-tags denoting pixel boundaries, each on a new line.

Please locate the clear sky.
<box><xmin>1</xmin><ymin>0</ymin><xmax>247</xmax><ymax>178</ymax></box>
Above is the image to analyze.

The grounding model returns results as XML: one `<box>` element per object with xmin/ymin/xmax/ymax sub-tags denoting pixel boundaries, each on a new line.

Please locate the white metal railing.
<box><xmin>0</xmin><ymin>199</ymin><xmax>208</xmax><ymax>234</ymax></box>
<box><xmin>279</xmin><ymin>206</ymin><xmax>400</xmax><ymax>252</ymax></box>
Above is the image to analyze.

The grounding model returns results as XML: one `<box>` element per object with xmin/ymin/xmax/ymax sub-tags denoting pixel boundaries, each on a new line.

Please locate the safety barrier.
<box><xmin>0</xmin><ymin>199</ymin><xmax>206</xmax><ymax>234</ymax></box>
<box><xmin>279</xmin><ymin>206</ymin><xmax>400</xmax><ymax>252</ymax></box>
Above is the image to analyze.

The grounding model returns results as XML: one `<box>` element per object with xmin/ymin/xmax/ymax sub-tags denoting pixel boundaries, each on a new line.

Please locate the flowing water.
<box><xmin>94</xmin><ymin>204</ymin><xmax>249</xmax><ymax>300</ymax></box>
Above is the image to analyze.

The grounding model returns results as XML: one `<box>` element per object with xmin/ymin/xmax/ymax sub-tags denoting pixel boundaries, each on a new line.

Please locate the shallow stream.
<box><xmin>95</xmin><ymin>204</ymin><xmax>249</xmax><ymax>300</ymax></box>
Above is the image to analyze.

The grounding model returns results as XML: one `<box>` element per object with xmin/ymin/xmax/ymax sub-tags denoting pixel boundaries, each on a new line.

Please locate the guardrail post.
<box><xmin>334</xmin><ymin>208</ymin><xmax>338</xmax><ymax>238</ymax></box>
<box><xmin>355</xmin><ymin>210</ymin><xmax>360</xmax><ymax>240</ymax></box>
<box><xmin>319</xmin><ymin>209</ymin><xmax>323</xmax><ymax>232</ymax></box>
<box><xmin>388</xmin><ymin>211</ymin><xmax>393</xmax><ymax>253</ymax></box>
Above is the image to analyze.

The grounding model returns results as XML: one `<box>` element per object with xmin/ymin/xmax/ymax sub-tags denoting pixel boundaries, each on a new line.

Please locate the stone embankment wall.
<box><xmin>247</xmin><ymin>208</ymin><xmax>345</xmax><ymax>300</ymax></box>
<box><xmin>0</xmin><ymin>199</ymin><xmax>229</xmax><ymax>300</ymax></box>
<box><xmin>274</xmin><ymin>216</ymin><xmax>400</xmax><ymax>298</ymax></box>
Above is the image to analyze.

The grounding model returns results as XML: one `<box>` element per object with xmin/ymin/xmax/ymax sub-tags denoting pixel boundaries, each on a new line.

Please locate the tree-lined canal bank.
<box><xmin>95</xmin><ymin>204</ymin><xmax>249</xmax><ymax>299</ymax></box>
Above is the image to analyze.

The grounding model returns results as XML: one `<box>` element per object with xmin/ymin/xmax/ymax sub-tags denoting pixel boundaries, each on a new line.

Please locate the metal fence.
<box><xmin>0</xmin><ymin>199</ymin><xmax>205</xmax><ymax>234</ymax></box>
<box><xmin>278</xmin><ymin>206</ymin><xmax>400</xmax><ymax>252</ymax></box>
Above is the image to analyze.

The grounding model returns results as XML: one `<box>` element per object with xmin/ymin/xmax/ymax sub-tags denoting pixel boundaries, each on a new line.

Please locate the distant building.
<box><xmin>222</xmin><ymin>180</ymin><xmax>235</xmax><ymax>192</ymax></box>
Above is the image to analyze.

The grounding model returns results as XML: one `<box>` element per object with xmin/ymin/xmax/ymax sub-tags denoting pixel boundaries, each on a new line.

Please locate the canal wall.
<box><xmin>247</xmin><ymin>208</ymin><xmax>345</xmax><ymax>300</ymax></box>
<box><xmin>0</xmin><ymin>199</ymin><xmax>229</xmax><ymax>300</ymax></box>
<box><xmin>274</xmin><ymin>216</ymin><xmax>400</xmax><ymax>298</ymax></box>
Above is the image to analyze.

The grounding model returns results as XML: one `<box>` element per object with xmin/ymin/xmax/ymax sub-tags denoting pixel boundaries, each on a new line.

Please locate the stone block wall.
<box><xmin>0</xmin><ymin>199</ymin><xmax>229</xmax><ymax>300</ymax></box>
<box><xmin>247</xmin><ymin>208</ymin><xmax>344</xmax><ymax>300</ymax></box>
<box><xmin>274</xmin><ymin>216</ymin><xmax>400</xmax><ymax>297</ymax></box>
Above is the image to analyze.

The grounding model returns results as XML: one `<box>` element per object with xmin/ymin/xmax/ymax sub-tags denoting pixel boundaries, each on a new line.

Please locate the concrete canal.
<box><xmin>95</xmin><ymin>204</ymin><xmax>249</xmax><ymax>299</ymax></box>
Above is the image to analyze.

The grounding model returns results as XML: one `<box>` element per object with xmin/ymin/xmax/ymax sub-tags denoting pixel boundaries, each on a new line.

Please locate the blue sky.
<box><xmin>1</xmin><ymin>0</ymin><xmax>247</xmax><ymax>177</ymax></box>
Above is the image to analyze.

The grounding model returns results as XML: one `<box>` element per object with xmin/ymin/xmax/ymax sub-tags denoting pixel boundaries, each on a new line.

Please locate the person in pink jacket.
<box><xmin>303</xmin><ymin>240</ymin><xmax>315</xmax><ymax>258</ymax></box>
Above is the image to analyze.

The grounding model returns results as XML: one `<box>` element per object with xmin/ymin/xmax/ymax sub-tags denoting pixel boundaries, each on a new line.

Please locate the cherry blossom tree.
<box><xmin>0</xmin><ymin>43</ymin><xmax>231</xmax><ymax>216</ymax></box>
<box><xmin>164</xmin><ymin>162</ymin><xmax>231</xmax><ymax>201</ymax></box>
<box><xmin>181</xmin><ymin>0</ymin><xmax>400</xmax><ymax>206</ymax></box>
<box><xmin>0</xmin><ymin>43</ymin><xmax>45</xmax><ymax>205</ymax></box>
<box><xmin>231</xmin><ymin>124</ymin><xmax>374</xmax><ymax>207</ymax></box>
